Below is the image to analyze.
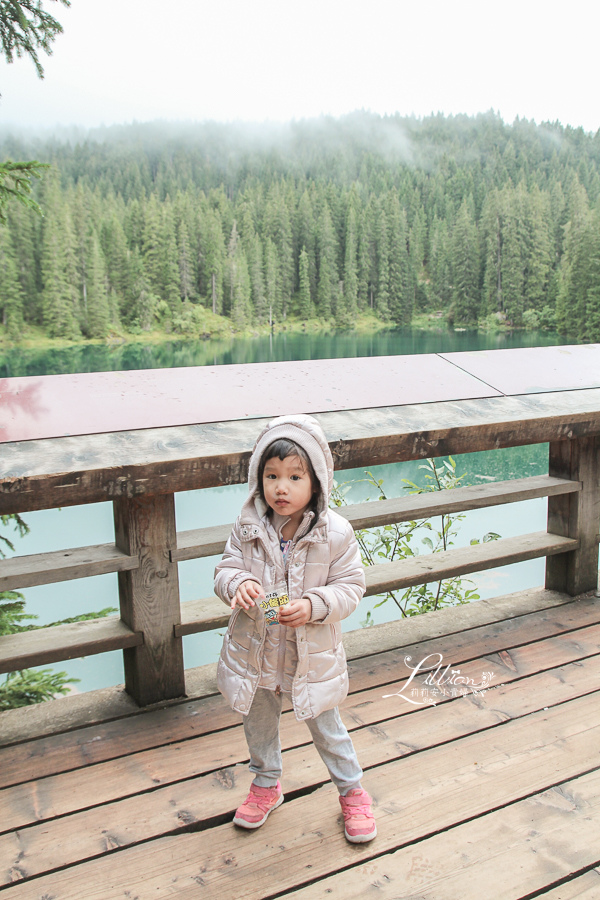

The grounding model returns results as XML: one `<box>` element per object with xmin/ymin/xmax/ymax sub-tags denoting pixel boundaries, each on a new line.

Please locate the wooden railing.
<box><xmin>1</xmin><ymin>352</ymin><xmax>599</xmax><ymax>707</ymax></box>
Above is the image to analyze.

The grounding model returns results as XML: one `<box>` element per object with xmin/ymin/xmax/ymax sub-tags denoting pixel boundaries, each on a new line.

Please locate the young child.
<box><xmin>214</xmin><ymin>413</ymin><xmax>376</xmax><ymax>843</ymax></box>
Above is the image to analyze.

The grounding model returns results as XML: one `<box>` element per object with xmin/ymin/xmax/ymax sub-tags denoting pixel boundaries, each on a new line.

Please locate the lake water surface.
<box><xmin>1</xmin><ymin>326</ymin><xmax>565</xmax><ymax>692</ymax></box>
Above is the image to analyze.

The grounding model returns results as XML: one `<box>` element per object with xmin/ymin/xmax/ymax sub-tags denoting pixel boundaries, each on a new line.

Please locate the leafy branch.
<box><xmin>330</xmin><ymin>457</ymin><xmax>500</xmax><ymax>625</ymax></box>
<box><xmin>0</xmin><ymin>160</ymin><xmax>48</xmax><ymax>222</ymax></box>
<box><xmin>0</xmin><ymin>512</ymin><xmax>117</xmax><ymax>709</ymax></box>
<box><xmin>0</xmin><ymin>0</ymin><xmax>70</xmax><ymax>76</ymax></box>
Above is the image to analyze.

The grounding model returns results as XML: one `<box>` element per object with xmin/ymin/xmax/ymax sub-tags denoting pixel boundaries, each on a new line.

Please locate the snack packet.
<box><xmin>259</xmin><ymin>585</ymin><xmax>290</xmax><ymax>626</ymax></box>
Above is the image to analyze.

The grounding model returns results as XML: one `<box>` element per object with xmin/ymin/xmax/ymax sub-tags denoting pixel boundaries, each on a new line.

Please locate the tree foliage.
<box><xmin>1</xmin><ymin>111</ymin><xmax>600</xmax><ymax>340</ymax></box>
<box><xmin>0</xmin><ymin>0</ymin><xmax>69</xmax><ymax>219</ymax></box>
<box><xmin>0</xmin><ymin>0</ymin><xmax>69</xmax><ymax>74</ymax></box>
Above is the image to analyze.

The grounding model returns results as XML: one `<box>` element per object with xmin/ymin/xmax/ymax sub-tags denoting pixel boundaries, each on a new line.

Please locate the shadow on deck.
<box><xmin>2</xmin><ymin>586</ymin><xmax>600</xmax><ymax>899</ymax></box>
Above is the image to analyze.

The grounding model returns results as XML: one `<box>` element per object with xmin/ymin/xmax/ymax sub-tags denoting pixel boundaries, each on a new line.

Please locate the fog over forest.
<box><xmin>1</xmin><ymin>111</ymin><xmax>599</xmax><ymax>343</ymax></box>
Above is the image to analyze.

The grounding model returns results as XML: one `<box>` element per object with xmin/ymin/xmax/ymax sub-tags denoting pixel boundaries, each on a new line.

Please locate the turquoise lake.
<box><xmin>0</xmin><ymin>326</ymin><xmax>566</xmax><ymax>693</ymax></box>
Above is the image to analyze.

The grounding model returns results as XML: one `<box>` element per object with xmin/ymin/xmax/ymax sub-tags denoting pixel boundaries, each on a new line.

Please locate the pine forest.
<box><xmin>1</xmin><ymin>111</ymin><xmax>600</xmax><ymax>344</ymax></box>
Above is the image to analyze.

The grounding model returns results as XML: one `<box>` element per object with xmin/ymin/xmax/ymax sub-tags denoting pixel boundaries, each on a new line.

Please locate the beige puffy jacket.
<box><xmin>214</xmin><ymin>414</ymin><xmax>366</xmax><ymax>721</ymax></box>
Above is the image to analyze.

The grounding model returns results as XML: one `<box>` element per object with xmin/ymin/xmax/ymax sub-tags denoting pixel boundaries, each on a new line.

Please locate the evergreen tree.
<box><xmin>40</xmin><ymin>174</ymin><xmax>80</xmax><ymax>338</ymax></box>
<box><xmin>450</xmin><ymin>199</ymin><xmax>480</xmax><ymax>325</ymax></box>
<box><xmin>0</xmin><ymin>224</ymin><xmax>24</xmax><ymax>337</ymax></box>
<box><xmin>298</xmin><ymin>246</ymin><xmax>312</xmax><ymax>319</ymax></box>
<box><xmin>199</xmin><ymin>207</ymin><xmax>225</xmax><ymax>313</ymax></box>
<box><xmin>249</xmin><ymin>233</ymin><xmax>267</xmax><ymax>323</ymax></box>
<box><xmin>374</xmin><ymin>198</ymin><xmax>390</xmax><ymax>320</ymax></box>
<box><xmin>316</xmin><ymin>204</ymin><xmax>338</xmax><ymax>318</ymax></box>
<box><xmin>85</xmin><ymin>234</ymin><xmax>111</xmax><ymax>338</ymax></box>
<box><xmin>387</xmin><ymin>194</ymin><xmax>412</xmax><ymax>324</ymax></box>
<box><xmin>264</xmin><ymin>236</ymin><xmax>282</xmax><ymax>323</ymax></box>
<box><xmin>342</xmin><ymin>205</ymin><xmax>358</xmax><ymax>324</ymax></box>
<box><xmin>177</xmin><ymin>219</ymin><xmax>195</xmax><ymax>303</ymax></box>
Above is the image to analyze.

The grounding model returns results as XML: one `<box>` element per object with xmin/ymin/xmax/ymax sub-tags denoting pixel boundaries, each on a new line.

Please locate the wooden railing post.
<box><xmin>546</xmin><ymin>436</ymin><xmax>600</xmax><ymax>596</ymax></box>
<box><xmin>113</xmin><ymin>493</ymin><xmax>185</xmax><ymax>706</ymax></box>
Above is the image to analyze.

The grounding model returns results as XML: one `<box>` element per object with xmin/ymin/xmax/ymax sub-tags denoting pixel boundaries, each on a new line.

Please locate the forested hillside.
<box><xmin>1</xmin><ymin>111</ymin><xmax>599</xmax><ymax>342</ymax></box>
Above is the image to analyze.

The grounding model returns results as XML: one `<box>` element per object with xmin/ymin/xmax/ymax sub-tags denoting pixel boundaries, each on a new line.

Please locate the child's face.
<box><xmin>262</xmin><ymin>454</ymin><xmax>314</xmax><ymax>526</ymax></box>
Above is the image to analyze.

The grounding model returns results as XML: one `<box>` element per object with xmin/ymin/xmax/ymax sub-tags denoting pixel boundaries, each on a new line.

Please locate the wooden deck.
<box><xmin>2</xmin><ymin>586</ymin><xmax>600</xmax><ymax>899</ymax></box>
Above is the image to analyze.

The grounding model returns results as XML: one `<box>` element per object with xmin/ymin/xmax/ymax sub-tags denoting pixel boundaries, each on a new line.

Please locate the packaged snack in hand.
<box><xmin>259</xmin><ymin>585</ymin><xmax>290</xmax><ymax>626</ymax></box>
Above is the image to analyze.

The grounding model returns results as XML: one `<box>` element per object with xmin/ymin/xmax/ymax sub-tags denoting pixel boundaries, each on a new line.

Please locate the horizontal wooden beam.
<box><xmin>171</xmin><ymin>476</ymin><xmax>580</xmax><ymax>562</ymax></box>
<box><xmin>175</xmin><ymin>597</ymin><xmax>229</xmax><ymax>637</ymax></box>
<box><xmin>2</xmin><ymin>389</ymin><xmax>600</xmax><ymax>513</ymax></box>
<box><xmin>364</xmin><ymin>532</ymin><xmax>578</xmax><ymax>596</ymax></box>
<box><xmin>174</xmin><ymin>531</ymin><xmax>578</xmax><ymax>637</ymax></box>
<box><xmin>0</xmin><ymin>617</ymin><xmax>143</xmax><ymax>674</ymax></box>
<box><xmin>0</xmin><ymin>544</ymin><xmax>139</xmax><ymax>592</ymax></box>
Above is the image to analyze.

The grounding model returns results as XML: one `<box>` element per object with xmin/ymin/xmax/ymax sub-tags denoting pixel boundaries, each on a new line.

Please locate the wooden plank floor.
<box><xmin>2</xmin><ymin>590</ymin><xmax>600</xmax><ymax>899</ymax></box>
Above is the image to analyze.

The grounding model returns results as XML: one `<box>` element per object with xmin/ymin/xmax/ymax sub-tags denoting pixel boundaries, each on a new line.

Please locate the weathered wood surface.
<box><xmin>4</xmin><ymin>614</ymin><xmax>600</xmax><ymax>830</ymax></box>
<box><xmin>174</xmin><ymin>531</ymin><xmax>579</xmax><ymax>637</ymax></box>
<box><xmin>2</xmin><ymin>388</ymin><xmax>600</xmax><ymax>512</ymax></box>
<box><xmin>0</xmin><ymin>617</ymin><xmax>142</xmax><ymax>675</ymax></box>
<box><xmin>1</xmin><ymin>589</ymin><xmax>600</xmax><ymax>899</ymax></box>
<box><xmin>363</xmin><ymin>531</ymin><xmax>578</xmax><ymax>595</ymax></box>
<box><xmin>172</xmin><ymin>474</ymin><xmax>580</xmax><ymax>562</ymax></box>
<box><xmin>546</xmin><ymin>436</ymin><xmax>600</xmax><ymax>595</ymax></box>
<box><xmin>1</xmin><ymin>590</ymin><xmax>593</xmax><ymax>787</ymax></box>
<box><xmin>12</xmin><ymin>526</ymin><xmax>569</xmax><ymax>675</ymax></box>
<box><xmin>0</xmin><ymin>543</ymin><xmax>138</xmax><ymax>592</ymax></box>
<box><xmin>114</xmin><ymin>493</ymin><xmax>185</xmax><ymax>706</ymax></box>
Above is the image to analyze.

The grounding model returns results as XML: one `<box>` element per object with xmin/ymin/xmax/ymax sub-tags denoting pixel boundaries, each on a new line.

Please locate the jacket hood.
<box><xmin>243</xmin><ymin>414</ymin><xmax>334</xmax><ymax>522</ymax></box>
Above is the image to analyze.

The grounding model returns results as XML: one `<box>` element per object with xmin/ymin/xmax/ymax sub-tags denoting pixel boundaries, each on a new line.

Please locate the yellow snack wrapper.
<box><xmin>259</xmin><ymin>586</ymin><xmax>290</xmax><ymax>626</ymax></box>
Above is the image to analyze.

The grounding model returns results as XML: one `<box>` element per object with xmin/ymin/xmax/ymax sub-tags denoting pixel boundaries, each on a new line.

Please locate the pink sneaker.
<box><xmin>233</xmin><ymin>781</ymin><xmax>284</xmax><ymax>829</ymax></box>
<box><xmin>339</xmin><ymin>788</ymin><xmax>377</xmax><ymax>843</ymax></box>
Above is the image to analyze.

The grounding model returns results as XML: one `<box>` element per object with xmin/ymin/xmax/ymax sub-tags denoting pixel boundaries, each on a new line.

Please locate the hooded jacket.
<box><xmin>214</xmin><ymin>414</ymin><xmax>366</xmax><ymax>721</ymax></box>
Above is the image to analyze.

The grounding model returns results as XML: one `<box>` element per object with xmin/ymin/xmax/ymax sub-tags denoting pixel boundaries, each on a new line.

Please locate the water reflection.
<box><xmin>0</xmin><ymin>327</ymin><xmax>563</xmax><ymax>378</ymax></box>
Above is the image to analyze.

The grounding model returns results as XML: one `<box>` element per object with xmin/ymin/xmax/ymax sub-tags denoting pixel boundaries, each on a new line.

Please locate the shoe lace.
<box><xmin>341</xmin><ymin>795</ymin><xmax>372</xmax><ymax>819</ymax></box>
<box><xmin>244</xmin><ymin>786</ymin><xmax>277</xmax><ymax>814</ymax></box>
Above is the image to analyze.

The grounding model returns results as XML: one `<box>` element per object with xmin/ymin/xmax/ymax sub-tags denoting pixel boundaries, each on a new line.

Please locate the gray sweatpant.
<box><xmin>243</xmin><ymin>687</ymin><xmax>363</xmax><ymax>795</ymax></box>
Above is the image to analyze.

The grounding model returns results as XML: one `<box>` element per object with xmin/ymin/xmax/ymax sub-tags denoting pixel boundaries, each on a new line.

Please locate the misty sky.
<box><xmin>0</xmin><ymin>0</ymin><xmax>598</xmax><ymax>133</ymax></box>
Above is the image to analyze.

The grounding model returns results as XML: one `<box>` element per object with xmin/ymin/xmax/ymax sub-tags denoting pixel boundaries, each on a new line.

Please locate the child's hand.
<box><xmin>278</xmin><ymin>596</ymin><xmax>312</xmax><ymax>628</ymax></box>
<box><xmin>232</xmin><ymin>580</ymin><xmax>264</xmax><ymax>610</ymax></box>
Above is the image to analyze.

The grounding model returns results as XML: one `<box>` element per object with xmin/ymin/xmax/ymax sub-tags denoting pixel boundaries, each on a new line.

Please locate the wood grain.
<box><xmin>3</xmin><ymin>616</ymin><xmax>600</xmax><ymax>834</ymax></box>
<box><xmin>171</xmin><ymin>475</ymin><xmax>581</xmax><ymax>562</ymax></box>
<box><xmin>0</xmin><ymin>543</ymin><xmax>138</xmax><ymax>592</ymax></box>
<box><xmin>3</xmin><ymin>594</ymin><xmax>598</xmax><ymax>790</ymax></box>
<box><xmin>3</xmin><ymin>691</ymin><xmax>600</xmax><ymax>899</ymax></box>
<box><xmin>364</xmin><ymin>531</ymin><xmax>578</xmax><ymax>596</ymax></box>
<box><xmin>2</xmin><ymin>654</ymin><xmax>599</xmax><ymax>885</ymax></box>
<box><xmin>0</xmin><ymin>617</ymin><xmax>142</xmax><ymax>674</ymax></box>
<box><xmin>114</xmin><ymin>493</ymin><xmax>185</xmax><ymax>706</ymax></box>
<box><xmin>547</xmin><ymin>436</ymin><xmax>600</xmax><ymax>595</ymax></box>
<box><xmin>2</xmin><ymin>388</ymin><xmax>600</xmax><ymax>513</ymax></box>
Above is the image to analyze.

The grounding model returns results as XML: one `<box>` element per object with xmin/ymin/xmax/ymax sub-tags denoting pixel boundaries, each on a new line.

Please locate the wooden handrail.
<box><xmin>173</xmin><ymin>531</ymin><xmax>580</xmax><ymax>639</ymax></box>
<box><xmin>0</xmin><ymin>349</ymin><xmax>598</xmax><ymax>707</ymax></box>
<box><xmin>171</xmin><ymin>475</ymin><xmax>581</xmax><ymax>562</ymax></box>
<box><xmin>0</xmin><ymin>544</ymin><xmax>139</xmax><ymax>593</ymax></box>
<box><xmin>0</xmin><ymin>529</ymin><xmax>577</xmax><ymax>666</ymax></box>
<box><xmin>0</xmin><ymin>618</ymin><xmax>143</xmax><ymax>675</ymax></box>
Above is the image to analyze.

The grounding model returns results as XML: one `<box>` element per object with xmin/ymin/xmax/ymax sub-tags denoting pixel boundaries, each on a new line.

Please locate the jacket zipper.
<box><xmin>275</xmin><ymin>541</ymin><xmax>298</xmax><ymax>695</ymax></box>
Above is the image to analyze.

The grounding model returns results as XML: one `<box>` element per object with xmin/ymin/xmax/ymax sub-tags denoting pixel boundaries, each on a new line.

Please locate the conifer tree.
<box><xmin>298</xmin><ymin>246</ymin><xmax>312</xmax><ymax>320</ymax></box>
<box><xmin>450</xmin><ymin>199</ymin><xmax>480</xmax><ymax>325</ymax></box>
<box><xmin>387</xmin><ymin>194</ymin><xmax>412</xmax><ymax>324</ymax></box>
<box><xmin>177</xmin><ymin>219</ymin><xmax>195</xmax><ymax>303</ymax></box>
<box><xmin>264</xmin><ymin>236</ymin><xmax>282</xmax><ymax>323</ymax></box>
<box><xmin>374</xmin><ymin>198</ymin><xmax>390</xmax><ymax>320</ymax></box>
<box><xmin>296</xmin><ymin>189</ymin><xmax>317</xmax><ymax>299</ymax></box>
<box><xmin>40</xmin><ymin>174</ymin><xmax>80</xmax><ymax>338</ymax></box>
<box><xmin>249</xmin><ymin>233</ymin><xmax>267</xmax><ymax>323</ymax></box>
<box><xmin>342</xmin><ymin>205</ymin><xmax>358</xmax><ymax>324</ymax></box>
<box><xmin>85</xmin><ymin>234</ymin><xmax>111</xmax><ymax>338</ymax></box>
<box><xmin>0</xmin><ymin>224</ymin><xmax>24</xmax><ymax>337</ymax></box>
<box><xmin>316</xmin><ymin>204</ymin><xmax>338</xmax><ymax>319</ymax></box>
<box><xmin>199</xmin><ymin>207</ymin><xmax>225</xmax><ymax>314</ymax></box>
